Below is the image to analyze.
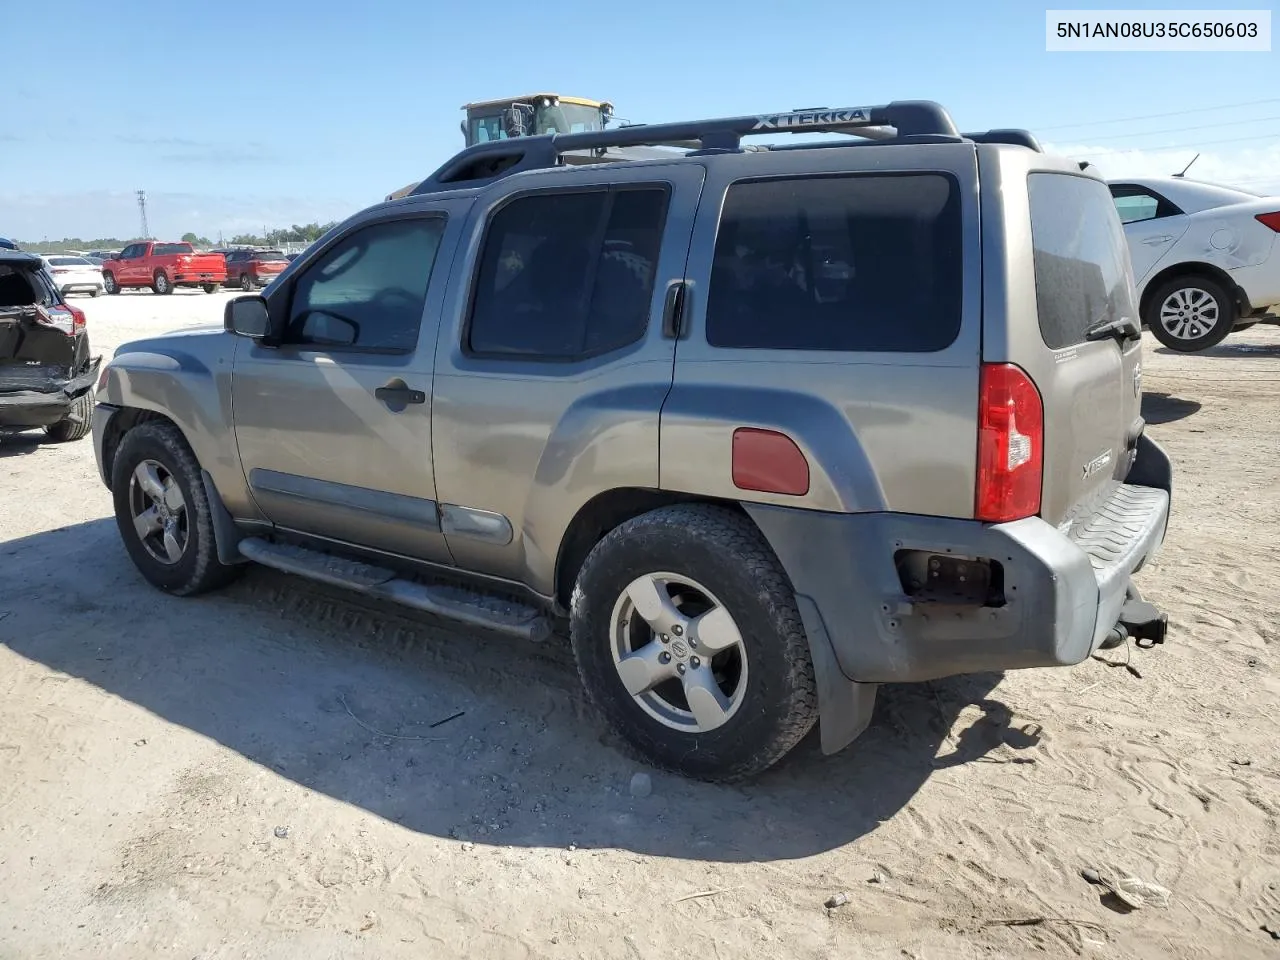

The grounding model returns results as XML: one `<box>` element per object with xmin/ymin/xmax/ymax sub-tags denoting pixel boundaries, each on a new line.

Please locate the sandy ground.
<box><xmin>2</xmin><ymin>290</ymin><xmax>1279</xmax><ymax>960</ymax></box>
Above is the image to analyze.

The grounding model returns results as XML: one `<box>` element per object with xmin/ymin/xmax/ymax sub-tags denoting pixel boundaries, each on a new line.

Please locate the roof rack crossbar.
<box><xmin>412</xmin><ymin>100</ymin><xmax>959</xmax><ymax>194</ymax></box>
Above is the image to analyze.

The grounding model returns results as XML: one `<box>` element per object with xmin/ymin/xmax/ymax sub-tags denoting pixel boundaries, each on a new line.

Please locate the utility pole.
<box><xmin>136</xmin><ymin>190</ymin><xmax>150</xmax><ymax>240</ymax></box>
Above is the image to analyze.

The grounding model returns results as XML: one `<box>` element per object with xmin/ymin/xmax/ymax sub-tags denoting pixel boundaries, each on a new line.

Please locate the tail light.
<box><xmin>1256</xmin><ymin>212</ymin><xmax>1280</xmax><ymax>232</ymax></box>
<box><xmin>33</xmin><ymin>303</ymin><xmax>85</xmax><ymax>336</ymax></box>
<box><xmin>976</xmin><ymin>363</ymin><xmax>1043</xmax><ymax>523</ymax></box>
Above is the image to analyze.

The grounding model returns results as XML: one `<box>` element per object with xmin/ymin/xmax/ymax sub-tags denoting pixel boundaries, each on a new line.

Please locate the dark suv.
<box><xmin>93</xmin><ymin>101</ymin><xmax>1172</xmax><ymax>781</ymax></box>
<box><xmin>1</xmin><ymin>249</ymin><xmax>100</xmax><ymax>442</ymax></box>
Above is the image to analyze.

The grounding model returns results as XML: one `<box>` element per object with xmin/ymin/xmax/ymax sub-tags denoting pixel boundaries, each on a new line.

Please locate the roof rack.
<box><xmin>408</xmin><ymin>101</ymin><xmax>1042</xmax><ymax>197</ymax></box>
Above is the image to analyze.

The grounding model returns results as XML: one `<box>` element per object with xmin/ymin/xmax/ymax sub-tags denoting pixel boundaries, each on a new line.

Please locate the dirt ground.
<box><xmin>2</xmin><ymin>290</ymin><xmax>1278</xmax><ymax>960</ymax></box>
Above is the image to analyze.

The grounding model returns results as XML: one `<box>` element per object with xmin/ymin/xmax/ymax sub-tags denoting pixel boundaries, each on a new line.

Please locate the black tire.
<box><xmin>110</xmin><ymin>420</ymin><xmax>242</xmax><ymax>596</ymax></box>
<box><xmin>153</xmin><ymin>271</ymin><xmax>172</xmax><ymax>295</ymax></box>
<box><xmin>240</xmin><ymin>273</ymin><xmax>253</xmax><ymax>292</ymax></box>
<box><xmin>90</xmin><ymin>287</ymin><xmax>101</xmax><ymax>298</ymax></box>
<box><xmin>103</xmin><ymin>272</ymin><xmax>119</xmax><ymax>295</ymax></box>
<box><xmin>1145</xmin><ymin>275</ymin><xmax>1236</xmax><ymax>352</ymax></box>
<box><xmin>202</xmin><ymin>283</ymin><xmax>217</xmax><ymax>294</ymax></box>
<box><xmin>44</xmin><ymin>392</ymin><xmax>92</xmax><ymax>442</ymax></box>
<box><xmin>570</xmin><ymin>503</ymin><xmax>817</xmax><ymax>782</ymax></box>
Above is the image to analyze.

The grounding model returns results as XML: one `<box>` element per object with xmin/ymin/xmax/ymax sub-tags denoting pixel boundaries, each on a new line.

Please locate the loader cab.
<box><xmin>462</xmin><ymin>94</ymin><xmax>613</xmax><ymax>146</ymax></box>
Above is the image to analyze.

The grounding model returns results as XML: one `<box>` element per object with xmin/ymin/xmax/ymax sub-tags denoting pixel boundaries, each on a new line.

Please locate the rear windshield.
<box><xmin>47</xmin><ymin>256</ymin><xmax>87</xmax><ymax>266</ymax></box>
<box><xmin>153</xmin><ymin>242</ymin><xmax>194</xmax><ymax>256</ymax></box>
<box><xmin>253</xmin><ymin>250</ymin><xmax>287</xmax><ymax>261</ymax></box>
<box><xmin>1028</xmin><ymin>173</ymin><xmax>1137</xmax><ymax>350</ymax></box>
<box><xmin>706</xmin><ymin>173</ymin><xmax>962</xmax><ymax>352</ymax></box>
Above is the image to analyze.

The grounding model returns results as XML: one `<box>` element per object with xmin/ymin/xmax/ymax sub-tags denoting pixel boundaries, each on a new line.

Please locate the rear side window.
<box><xmin>706</xmin><ymin>174</ymin><xmax>962</xmax><ymax>352</ymax></box>
<box><xmin>1028</xmin><ymin>173</ymin><xmax>1137</xmax><ymax>350</ymax></box>
<box><xmin>153</xmin><ymin>243</ymin><xmax>194</xmax><ymax>256</ymax></box>
<box><xmin>468</xmin><ymin>186</ymin><xmax>668</xmax><ymax>359</ymax></box>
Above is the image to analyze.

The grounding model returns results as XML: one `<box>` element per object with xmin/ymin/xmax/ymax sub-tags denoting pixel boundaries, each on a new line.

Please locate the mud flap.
<box><xmin>793</xmin><ymin>593</ymin><xmax>878</xmax><ymax>754</ymax></box>
<box><xmin>201</xmin><ymin>469</ymin><xmax>249</xmax><ymax>567</ymax></box>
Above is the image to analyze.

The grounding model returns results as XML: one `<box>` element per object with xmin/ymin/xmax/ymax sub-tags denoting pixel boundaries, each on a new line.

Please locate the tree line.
<box><xmin>15</xmin><ymin>221</ymin><xmax>339</xmax><ymax>255</ymax></box>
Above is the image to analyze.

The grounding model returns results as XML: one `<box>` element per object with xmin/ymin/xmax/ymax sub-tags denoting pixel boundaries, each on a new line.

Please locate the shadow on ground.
<box><xmin>0</xmin><ymin>518</ymin><xmax>1027</xmax><ymax>863</ymax></box>
<box><xmin>0</xmin><ymin>432</ymin><xmax>47</xmax><ymax>457</ymax></box>
<box><xmin>1155</xmin><ymin>338</ymin><xmax>1280</xmax><ymax>359</ymax></box>
<box><xmin>1141</xmin><ymin>391</ymin><xmax>1202</xmax><ymax>425</ymax></box>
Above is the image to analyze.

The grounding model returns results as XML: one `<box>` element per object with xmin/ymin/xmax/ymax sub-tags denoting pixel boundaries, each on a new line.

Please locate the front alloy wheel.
<box><xmin>128</xmin><ymin>459</ymin><xmax>189</xmax><ymax>565</ymax></box>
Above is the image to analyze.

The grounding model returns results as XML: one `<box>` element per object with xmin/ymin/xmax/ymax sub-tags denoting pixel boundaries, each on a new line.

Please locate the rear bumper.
<box><xmin>746</xmin><ymin>434</ymin><xmax>1172</xmax><ymax>685</ymax></box>
<box><xmin>0</xmin><ymin>357</ymin><xmax>101</xmax><ymax>428</ymax></box>
<box><xmin>173</xmin><ymin>273</ymin><xmax>226</xmax><ymax>285</ymax></box>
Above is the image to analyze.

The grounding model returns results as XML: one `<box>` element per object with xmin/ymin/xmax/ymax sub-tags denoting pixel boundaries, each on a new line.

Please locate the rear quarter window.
<box><xmin>706</xmin><ymin>173</ymin><xmax>962</xmax><ymax>352</ymax></box>
<box><xmin>153</xmin><ymin>243</ymin><xmax>194</xmax><ymax>256</ymax></box>
<box><xmin>1028</xmin><ymin>173</ymin><xmax>1138</xmax><ymax>350</ymax></box>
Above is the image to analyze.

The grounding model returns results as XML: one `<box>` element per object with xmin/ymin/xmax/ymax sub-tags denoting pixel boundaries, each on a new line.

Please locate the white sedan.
<box><xmin>40</xmin><ymin>255</ymin><xmax>105</xmax><ymax>298</ymax></box>
<box><xmin>1107</xmin><ymin>177</ymin><xmax>1280</xmax><ymax>352</ymax></box>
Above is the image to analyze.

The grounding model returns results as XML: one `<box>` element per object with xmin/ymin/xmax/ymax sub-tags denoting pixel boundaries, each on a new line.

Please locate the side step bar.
<box><xmin>237</xmin><ymin>537</ymin><xmax>552</xmax><ymax>642</ymax></box>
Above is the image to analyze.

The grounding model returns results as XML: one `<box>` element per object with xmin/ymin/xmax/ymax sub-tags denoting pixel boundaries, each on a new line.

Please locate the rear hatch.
<box><xmin>251</xmin><ymin>250</ymin><xmax>288</xmax><ymax>275</ymax></box>
<box><xmin>0</xmin><ymin>262</ymin><xmax>84</xmax><ymax>389</ymax></box>
<box><xmin>989</xmin><ymin>166</ymin><xmax>1143</xmax><ymax>528</ymax></box>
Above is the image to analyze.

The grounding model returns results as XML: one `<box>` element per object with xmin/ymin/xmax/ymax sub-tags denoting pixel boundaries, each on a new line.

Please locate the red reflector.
<box><xmin>976</xmin><ymin>363</ymin><xmax>1043</xmax><ymax>523</ymax></box>
<box><xmin>1256</xmin><ymin>212</ymin><xmax>1280</xmax><ymax>232</ymax></box>
<box><xmin>731</xmin><ymin>428</ymin><xmax>810</xmax><ymax>496</ymax></box>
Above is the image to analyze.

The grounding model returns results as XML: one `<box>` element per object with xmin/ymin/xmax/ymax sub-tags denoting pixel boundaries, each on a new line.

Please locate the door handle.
<box><xmin>1142</xmin><ymin>235</ymin><xmax>1174</xmax><ymax>244</ymax></box>
<box><xmin>662</xmin><ymin>280</ymin><xmax>688</xmax><ymax>338</ymax></box>
<box><xmin>375</xmin><ymin>384</ymin><xmax>426</xmax><ymax>406</ymax></box>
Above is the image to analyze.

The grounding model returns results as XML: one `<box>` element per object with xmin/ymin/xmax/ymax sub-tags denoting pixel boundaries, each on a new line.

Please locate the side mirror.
<box><xmin>225</xmin><ymin>295</ymin><xmax>269</xmax><ymax>338</ymax></box>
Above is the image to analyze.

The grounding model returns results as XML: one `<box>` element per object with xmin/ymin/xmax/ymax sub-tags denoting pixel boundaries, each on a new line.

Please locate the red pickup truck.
<box><xmin>102</xmin><ymin>242</ymin><xmax>227</xmax><ymax>295</ymax></box>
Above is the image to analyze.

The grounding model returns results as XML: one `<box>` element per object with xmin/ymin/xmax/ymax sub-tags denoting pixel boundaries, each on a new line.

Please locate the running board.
<box><xmin>237</xmin><ymin>537</ymin><xmax>552</xmax><ymax>642</ymax></box>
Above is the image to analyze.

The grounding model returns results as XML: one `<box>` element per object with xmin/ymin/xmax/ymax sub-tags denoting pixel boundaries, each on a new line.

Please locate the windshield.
<box><xmin>468</xmin><ymin>102</ymin><xmax>604</xmax><ymax>143</ymax></box>
<box><xmin>153</xmin><ymin>242</ymin><xmax>194</xmax><ymax>256</ymax></box>
<box><xmin>535</xmin><ymin>103</ymin><xmax>603</xmax><ymax>135</ymax></box>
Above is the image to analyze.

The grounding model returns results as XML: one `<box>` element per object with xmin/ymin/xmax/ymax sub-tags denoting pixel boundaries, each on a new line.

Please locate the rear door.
<box><xmin>430</xmin><ymin>164</ymin><xmax>704</xmax><ymax>588</ymax></box>
<box><xmin>990</xmin><ymin>160</ymin><xmax>1142</xmax><ymax>526</ymax></box>
<box><xmin>1108</xmin><ymin>183</ymin><xmax>1190</xmax><ymax>284</ymax></box>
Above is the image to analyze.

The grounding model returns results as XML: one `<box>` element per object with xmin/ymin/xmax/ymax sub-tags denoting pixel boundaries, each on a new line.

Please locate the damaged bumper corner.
<box><xmin>0</xmin><ymin>356</ymin><xmax>102</xmax><ymax>428</ymax></box>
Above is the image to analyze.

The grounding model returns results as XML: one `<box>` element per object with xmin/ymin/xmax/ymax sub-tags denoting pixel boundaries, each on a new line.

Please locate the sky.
<box><xmin>1</xmin><ymin>0</ymin><xmax>1277</xmax><ymax>242</ymax></box>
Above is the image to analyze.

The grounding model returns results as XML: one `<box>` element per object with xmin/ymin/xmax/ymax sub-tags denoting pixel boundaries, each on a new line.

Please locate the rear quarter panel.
<box><xmin>663</xmin><ymin>144</ymin><xmax>984</xmax><ymax>518</ymax></box>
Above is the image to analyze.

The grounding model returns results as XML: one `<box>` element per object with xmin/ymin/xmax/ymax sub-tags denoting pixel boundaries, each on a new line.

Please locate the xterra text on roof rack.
<box><xmin>92</xmin><ymin>100</ymin><xmax>1173</xmax><ymax>781</ymax></box>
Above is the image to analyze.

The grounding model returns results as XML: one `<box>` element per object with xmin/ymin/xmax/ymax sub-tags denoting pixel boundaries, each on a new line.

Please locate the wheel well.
<box><xmin>1140</xmin><ymin>262</ymin><xmax>1248</xmax><ymax>321</ymax></box>
<box><xmin>100</xmin><ymin>407</ymin><xmax>174</xmax><ymax>486</ymax></box>
<box><xmin>553</xmin><ymin>488</ymin><xmax>747</xmax><ymax>610</ymax></box>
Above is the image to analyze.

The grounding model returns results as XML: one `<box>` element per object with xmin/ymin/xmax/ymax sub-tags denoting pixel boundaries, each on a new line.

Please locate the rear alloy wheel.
<box><xmin>1145</xmin><ymin>276</ymin><xmax>1236</xmax><ymax>352</ymax></box>
<box><xmin>571</xmin><ymin>503</ymin><xmax>818</xmax><ymax>782</ymax></box>
<box><xmin>153</xmin><ymin>271</ymin><xmax>173</xmax><ymax>295</ymax></box>
<box><xmin>240</xmin><ymin>273</ymin><xmax>254</xmax><ymax>292</ymax></box>
<box><xmin>103</xmin><ymin>272</ymin><xmax>119</xmax><ymax>295</ymax></box>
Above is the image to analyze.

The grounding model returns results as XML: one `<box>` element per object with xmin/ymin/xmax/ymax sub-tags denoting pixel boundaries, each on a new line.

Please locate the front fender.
<box><xmin>97</xmin><ymin>333</ymin><xmax>255</xmax><ymax>518</ymax></box>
